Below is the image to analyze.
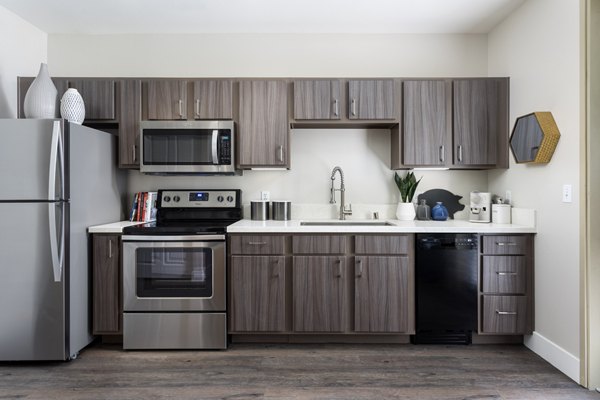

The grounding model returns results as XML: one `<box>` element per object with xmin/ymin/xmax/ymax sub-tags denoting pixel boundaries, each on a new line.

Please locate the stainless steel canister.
<box><xmin>250</xmin><ymin>201</ymin><xmax>270</xmax><ymax>220</ymax></box>
<box><xmin>271</xmin><ymin>201</ymin><xmax>291</xmax><ymax>221</ymax></box>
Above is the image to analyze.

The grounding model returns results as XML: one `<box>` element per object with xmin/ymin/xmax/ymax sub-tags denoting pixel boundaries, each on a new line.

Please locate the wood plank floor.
<box><xmin>0</xmin><ymin>343</ymin><xmax>598</xmax><ymax>400</ymax></box>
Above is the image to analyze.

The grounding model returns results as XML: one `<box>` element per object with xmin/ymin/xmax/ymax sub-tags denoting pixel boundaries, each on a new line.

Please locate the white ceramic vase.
<box><xmin>396</xmin><ymin>202</ymin><xmax>416</xmax><ymax>221</ymax></box>
<box><xmin>23</xmin><ymin>63</ymin><xmax>58</xmax><ymax>118</ymax></box>
<box><xmin>60</xmin><ymin>88</ymin><xmax>85</xmax><ymax>124</ymax></box>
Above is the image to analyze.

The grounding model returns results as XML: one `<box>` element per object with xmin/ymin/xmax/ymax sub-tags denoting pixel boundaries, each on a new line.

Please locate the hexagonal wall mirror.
<box><xmin>509</xmin><ymin>112</ymin><xmax>560</xmax><ymax>164</ymax></box>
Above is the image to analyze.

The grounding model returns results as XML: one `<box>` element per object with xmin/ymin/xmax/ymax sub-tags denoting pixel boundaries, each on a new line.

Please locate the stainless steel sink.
<box><xmin>300</xmin><ymin>221</ymin><xmax>393</xmax><ymax>226</ymax></box>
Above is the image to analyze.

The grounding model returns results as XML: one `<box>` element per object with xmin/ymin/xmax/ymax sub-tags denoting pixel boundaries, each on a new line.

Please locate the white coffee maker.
<box><xmin>469</xmin><ymin>191</ymin><xmax>492</xmax><ymax>223</ymax></box>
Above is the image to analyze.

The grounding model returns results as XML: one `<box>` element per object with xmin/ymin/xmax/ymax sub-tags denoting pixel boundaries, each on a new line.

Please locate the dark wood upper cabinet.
<box><xmin>146</xmin><ymin>80</ymin><xmax>187</xmax><ymax>120</ymax></box>
<box><xmin>67</xmin><ymin>79</ymin><xmax>116</xmax><ymax>121</ymax></box>
<box><xmin>230</xmin><ymin>256</ymin><xmax>286</xmax><ymax>332</ymax></box>
<box><xmin>354</xmin><ymin>256</ymin><xmax>410</xmax><ymax>333</ymax></box>
<box><xmin>293</xmin><ymin>80</ymin><xmax>341</xmax><ymax>120</ymax></box>
<box><xmin>92</xmin><ymin>234</ymin><xmax>121</xmax><ymax>335</ymax></box>
<box><xmin>238</xmin><ymin>80</ymin><xmax>289</xmax><ymax>168</ymax></box>
<box><xmin>119</xmin><ymin>79</ymin><xmax>141</xmax><ymax>168</ymax></box>
<box><xmin>453</xmin><ymin>78</ymin><xmax>508</xmax><ymax>166</ymax></box>
<box><xmin>293</xmin><ymin>256</ymin><xmax>346</xmax><ymax>332</ymax></box>
<box><xmin>192</xmin><ymin>80</ymin><xmax>233</xmax><ymax>120</ymax></box>
<box><xmin>348</xmin><ymin>79</ymin><xmax>395</xmax><ymax>120</ymax></box>
<box><xmin>402</xmin><ymin>80</ymin><xmax>451</xmax><ymax>166</ymax></box>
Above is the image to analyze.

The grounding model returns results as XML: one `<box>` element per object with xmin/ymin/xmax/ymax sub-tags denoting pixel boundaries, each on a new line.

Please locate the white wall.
<box><xmin>0</xmin><ymin>6</ymin><xmax>47</xmax><ymax>118</ymax></box>
<box><xmin>48</xmin><ymin>33</ymin><xmax>491</xmax><ymax>212</ymax></box>
<box><xmin>487</xmin><ymin>0</ymin><xmax>583</xmax><ymax>383</ymax></box>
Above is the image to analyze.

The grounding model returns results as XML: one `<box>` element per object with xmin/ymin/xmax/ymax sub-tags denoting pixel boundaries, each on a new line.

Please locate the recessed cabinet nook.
<box><xmin>17</xmin><ymin>76</ymin><xmax>509</xmax><ymax>171</ymax></box>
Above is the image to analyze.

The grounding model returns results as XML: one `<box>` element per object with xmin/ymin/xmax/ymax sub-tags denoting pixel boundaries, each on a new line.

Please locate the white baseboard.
<box><xmin>525</xmin><ymin>331</ymin><xmax>580</xmax><ymax>384</ymax></box>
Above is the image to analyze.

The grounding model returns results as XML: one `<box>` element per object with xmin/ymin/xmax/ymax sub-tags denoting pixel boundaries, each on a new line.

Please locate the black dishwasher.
<box><xmin>412</xmin><ymin>233</ymin><xmax>478</xmax><ymax>344</ymax></box>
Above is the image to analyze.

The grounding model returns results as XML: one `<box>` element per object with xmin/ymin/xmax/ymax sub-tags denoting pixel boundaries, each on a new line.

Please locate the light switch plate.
<box><xmin>505</xmin><ymin>190</ymin><xmax>512</xmax><ymax>205</ymax></box>
<box><xmin>260</xmin><ymin>191</ymin><xmax>270</xmax><ymax>201</ymax></box>
<box><xmin>562</xmin><ymin>184</ymin><xmax>572</xmax><ymax>203</ymax></box>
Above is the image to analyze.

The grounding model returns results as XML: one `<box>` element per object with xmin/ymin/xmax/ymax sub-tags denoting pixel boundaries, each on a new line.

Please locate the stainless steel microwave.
<box><xmin>139</xmin><ymin>120</ymin><xmax>235</xmax><ymax>174</ymax></box>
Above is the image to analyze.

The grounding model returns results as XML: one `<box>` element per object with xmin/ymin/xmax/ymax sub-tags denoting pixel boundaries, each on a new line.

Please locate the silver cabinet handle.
<box><xmin>496</xmin><ymin>310</ymin><xmax>518</xmax><ymax>315</ymax></box>
<box><xmin>108</xmin><ymin>239</ymin><xmax>113</xmax><ymax>259</ymax></box>
<box><xmin>439</xmin><ymin>145</ymin><xmax>445</xmax><ymax>163</ymax></box>
<box><xmin>356</xmin><ymin>259</ymin><xmax>363</xmax><ymax>277</ymax></box>
<box><xmin>351</xmin><ymin>98</ymin><xmax>356</xmax><ymax>116</ymax></box>
<box><xmin>333</xmin><ymin>98</ymin><xmax>339</xmax><ymax>117</ymax></box>
<box><xmin>497</xmin><ymin>272</ymin><xmax>518</xmax><ymax>276</ymax></box>
<box><xmin>247</xmin><ymin>241</ymin><xmax>267</xmax><ymax>245</ymax></box>
<box><xmin>278</xmin><ymin>145</ymin><xmax>284</xmax><ymax>163</ymax></box>
<box><xmin>132</xmin><ymin>145</ymin><xmax>137</xmax><ymax>163</ymax></box>
<box><xmin>335</xmin><ymin>258</ymin><xmax>343</xmax><ymax>277</ymax></box>
<box><xmin>273</xmin><ymin>259</ymin><xmax>280</xmax><ymax>278</ymax></box>
<box><xmin>457</xmin><ymin>145</ymin><xmax>463</xmax><ymax>162</ymax></box>
<box><xmin>496</xmin><ymin>242</ymin><xmax>517</xmax><ymax>246</ymax></box>
<box><xmin>195</xmin><ymin>99</ymin><xmax>200</xmax><ymax>118</ymax></box>
<box><xmin>178</xmin><ymin>99</ymin><xmax>183</xmax><ymax>118</ymax></box>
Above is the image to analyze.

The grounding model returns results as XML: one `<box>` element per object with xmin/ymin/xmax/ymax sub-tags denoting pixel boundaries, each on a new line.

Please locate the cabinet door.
<box><xmin>453</xmin><ymin>79</ymin><xmax>503</xmax><ymax>166</ymax></box>
<box><xmin>119</xmin><ymin>79</ymin><xmax>141</xmax><ymax>168</ymax></box>
<box><xmin>92</xmin><ymin>235</ymin><xmax>121</xmax><ymax>334</ymax></box>
<box><xmin>403</xmin><ymin>80</ymin><xmax>450</xmax><ymax>166</ymax></box>
<box><xmin>192</xmin><ymin>80</ymin><xmax>233</xmax><ymax>120</ymax></box>
<box><xmin>355</xmin><ymin>256</ymin><xmax>409</xmax><ymax>333</ymax></box>
<box><xmin>348</xmin><ymin>80</ymin><xmax>395</xmax><ymax>120</ymax></box>
<box><xmin>293</xmin><ymin>80</ymin><xmax>341</xmax><ymax>120</ymax></box>
<box><xmin>238</xmin><ymin>80</ymin><xmax>289</xmax><ymax>167</ymax></box>
<box><xmin>146</xmin><ymin>80</ymin><xmax>187</xmax><ymax>120</ymax></box>
<box><xmin>68</xmin><ymin>79</ymin><xmax>116</xmax><ymax>120</ymax></box>
<box><xmin>482</xmin><ymin>295</ymin><xmax>528</xmax><ymax>334</ymax></box>
<box><xmin>293</xmin><ymin>256</ymin><xmax>346</xmax><ymax>332</ymax></box>
<box><xmin>230</xmin><ymin>256</ymin><xmax>285</xmax><ymax>332</ymax></box>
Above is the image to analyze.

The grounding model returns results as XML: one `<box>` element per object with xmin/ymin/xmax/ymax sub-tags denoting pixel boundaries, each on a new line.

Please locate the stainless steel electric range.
<box><xmin>121</xmin><ymin>189</ymin><xmax>242</xmax><ymax>350</ymax></box>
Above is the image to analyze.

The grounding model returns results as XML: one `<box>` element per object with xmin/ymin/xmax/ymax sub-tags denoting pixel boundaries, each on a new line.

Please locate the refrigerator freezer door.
<box><xmin>0</xmin><ymin>202</ymin><xmax>66</xmax><ymax>360</ymax></box>
<box><xmin>0</xmin><ymin>119</ymin><xmax>64</xmax><ymax>201</ymax></box>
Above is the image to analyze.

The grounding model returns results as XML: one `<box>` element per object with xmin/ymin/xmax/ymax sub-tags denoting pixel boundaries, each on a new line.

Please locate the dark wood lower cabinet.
<box><xmin>293</xmin><ymin>256</ymin><xmax>346</xmax><ymax>332</ymax></box>
<box><xmin>230</xmin><ymin>256</ymin><xmax>286</xmax><ymax>332</ymax></box>
<box><xmin>482</xmin><ymin>295</ymin><xmax>528</xmax><ymax>334</ymax></box>
<box><xmin>92</xmin><ymin>234</ymin><xmax>121</xmax><ymax>334</ymax></box>
<box><xmin>354</xmin><ymin>256</ymin><xmax>409</xmax><ymax>333</ymax></box>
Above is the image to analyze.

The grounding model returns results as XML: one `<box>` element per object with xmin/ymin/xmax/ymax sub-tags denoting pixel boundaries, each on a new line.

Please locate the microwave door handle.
<box><xmin>211</xmin><ymin>130</ymin><xmax>219</xmax><ymax>165</ymax></box>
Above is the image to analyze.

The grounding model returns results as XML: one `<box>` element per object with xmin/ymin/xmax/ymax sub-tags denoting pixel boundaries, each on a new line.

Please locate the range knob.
<box><xmin>227</xmin><ymin>195</ymin><xmax>234</xmax><ymax>203</ymax></box>
<box><xmin>217</xmin><ymin>195</ymin><xmax>224</xmax><ymax>202</ymax></box>
<box><xmin>163</xmin><ymin>196</ymin><xmax>171</xmax><ymax>203</ymax></box>
<box><xmin>173</xmin><ymin>195</ymin><xmax>181</xmax><ymax>203</ymax></box>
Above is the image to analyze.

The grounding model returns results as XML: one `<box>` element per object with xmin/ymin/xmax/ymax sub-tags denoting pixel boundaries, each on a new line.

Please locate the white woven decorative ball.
<box><xmin>60</xmin><ymin>88</ymin><xmax>85</xmax><ymax>124</ymax></box>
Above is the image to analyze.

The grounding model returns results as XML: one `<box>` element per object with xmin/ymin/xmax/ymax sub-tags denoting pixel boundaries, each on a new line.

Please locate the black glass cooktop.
<box><xmin>122</xmin><ymin>221</ymin><xmax>232</xmax><ymax>235</ymax></box>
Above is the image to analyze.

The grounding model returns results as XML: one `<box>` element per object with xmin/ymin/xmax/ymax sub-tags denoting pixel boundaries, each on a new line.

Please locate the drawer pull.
<box><xmin>496</xmin><ymin>242</ymin><xmax>517</xmax><ymax>246</ymax></box>
<box><xmin>497</xmin><ymin>272</ymin><xmax>518</xmax><ymax>276</ymax></box>
<box><xmin>496</xmin><ymin>310</ymin><xmax>518</xmax><ymax>315</ymax></box>
<box><xmin>247</xmin><ymin>241</ymin><xmax>267</xmax><ymax>245</ymax></box>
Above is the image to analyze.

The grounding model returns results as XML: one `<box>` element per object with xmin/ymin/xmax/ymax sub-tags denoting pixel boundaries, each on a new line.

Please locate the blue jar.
<box><xmin>431</xmin><ymin>202</ymin><xmax>449</xmax><ymax>221</ymax></box>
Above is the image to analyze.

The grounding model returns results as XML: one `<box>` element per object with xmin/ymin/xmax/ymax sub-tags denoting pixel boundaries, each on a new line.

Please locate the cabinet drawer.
<box><xmin>355</xmin><ymin>235</ymin><xmax>411</xmax><ymax>255</ymax></box>
<box><xmin>230</xmin><ymin>235</ymin><xmax>284</xmax><ymax>255</ymax></box>
<box><xmin>482</xmin><ymin>235</ymin><xmax>529</xmax><ymax>255</ymax></box>
<box><xmin>482</xmin><ymin>295</ymin><xmax>527</xmax><ymax>334</ymax></box>
<box><xmin>482</xmin><ymin>256</ymin><xmax>526</xmax><ymax>294</ymax></box>
<box><xmin>293</xmin><ymin>235</ymin><xmax>346</xmax><ymax>254</ymax></box>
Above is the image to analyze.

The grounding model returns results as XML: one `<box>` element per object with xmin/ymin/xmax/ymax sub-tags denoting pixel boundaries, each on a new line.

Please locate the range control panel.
<box><xmin>159</xmin><ymin>190</ymin><xmax>239</xmax><ymax>208</ymax></box>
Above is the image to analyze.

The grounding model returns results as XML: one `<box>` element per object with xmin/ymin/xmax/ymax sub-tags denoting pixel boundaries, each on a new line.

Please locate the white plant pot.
<box><xmin>23</xmin><ymin>63</ymin><xmax>58</xmax><ymax>118</ymax></box>
<box><xmin>396</xmin><ymin>202</ymin><xmax>416</xmax><ymax>221</ymax></box>
<box><xmin>60</xmin><ymin>88</ymin><xmax>85</xmax><ymax>124</ymax></box>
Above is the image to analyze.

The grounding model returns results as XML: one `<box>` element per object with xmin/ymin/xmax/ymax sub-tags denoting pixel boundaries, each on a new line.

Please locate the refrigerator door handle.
<box><xmin>48</xmin><ymin>121</ymin><xmax>65</xmax><ymax>282</ymax></box>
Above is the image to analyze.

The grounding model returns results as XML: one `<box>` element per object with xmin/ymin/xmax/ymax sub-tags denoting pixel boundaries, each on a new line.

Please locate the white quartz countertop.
<box><xmin>226</xmin><ymin>219</ymin><xmax>536</xmax><ymax>234</ymax></box>
<box><xmin>88</xmin><ymin>221</ymin><xmax>146</xmax><ymax>234</ymax></box>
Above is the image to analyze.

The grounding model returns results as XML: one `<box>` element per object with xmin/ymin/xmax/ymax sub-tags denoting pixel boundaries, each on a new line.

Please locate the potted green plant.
<box><xmin>394</xmin><ymin>171</ymin><xmax>422</xmax><ymax>220</ymax></box>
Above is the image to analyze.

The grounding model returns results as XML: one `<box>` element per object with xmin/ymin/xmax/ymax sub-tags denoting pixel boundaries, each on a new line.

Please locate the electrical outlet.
<box><xmin>505</xmin><ymin>190</ymin><xmax>512</xmax><ymax>205</ymax></box>
<box><xmin>562</xmin><ymin>184</ymin><xmax>572</xmax><ymax>203</ymax></box>
<box><xmin>260</xmin><ymin>191</ymin><xmax>270</xmax><ymax>201</ymax></box>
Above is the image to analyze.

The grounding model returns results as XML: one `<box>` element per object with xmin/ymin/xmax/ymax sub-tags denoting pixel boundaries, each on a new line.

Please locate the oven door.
<box><xmin>122</xmin><ymin>235</ymin><xmax>225</xmax><ymax>312</ymax></box>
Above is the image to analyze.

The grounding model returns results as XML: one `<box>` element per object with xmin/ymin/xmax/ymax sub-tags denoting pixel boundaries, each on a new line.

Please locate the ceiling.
<box><xmin>0</xmin><ymin>0</ymin><xmax>526</xmax><ymax>35</ymax></box>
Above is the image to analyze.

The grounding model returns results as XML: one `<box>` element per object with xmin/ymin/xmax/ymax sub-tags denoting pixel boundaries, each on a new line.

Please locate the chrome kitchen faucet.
<box><xmin>330</xmin><ymin>166</ymin><xmax>352</xmax><ymax>220</ymax></box>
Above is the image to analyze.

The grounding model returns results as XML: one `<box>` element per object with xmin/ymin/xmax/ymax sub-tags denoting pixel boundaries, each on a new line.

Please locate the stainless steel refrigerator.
<box><xmin>0</xmin><ymin>119</ymin><xmax>125</xmax><ymax>361</ymax></box>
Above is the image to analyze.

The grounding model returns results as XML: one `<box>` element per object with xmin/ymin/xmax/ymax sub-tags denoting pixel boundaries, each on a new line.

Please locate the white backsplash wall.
<box><xmin>127</xmin><ymin>128</ymin><xmax>488</xmax><ymax>219</ymax></box>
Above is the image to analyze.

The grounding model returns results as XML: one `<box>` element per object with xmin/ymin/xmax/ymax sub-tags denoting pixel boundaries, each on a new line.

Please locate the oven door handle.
<box><xmin>122</xmin><ymin>234</ymin><xmax>226</xmax><ymax>242</ymax></box>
